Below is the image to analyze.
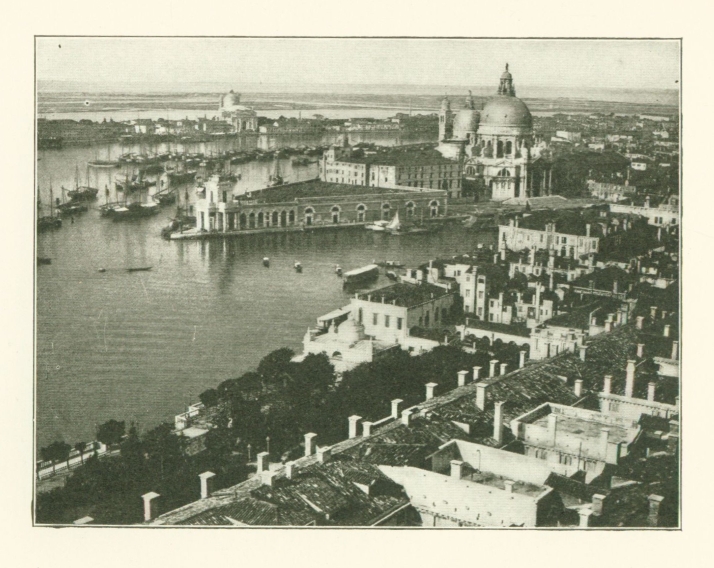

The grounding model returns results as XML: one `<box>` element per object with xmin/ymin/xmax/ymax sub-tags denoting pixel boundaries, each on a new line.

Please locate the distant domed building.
<box><xmin>438</xmin><ymin>65</ymin><xmax>553</xmax><ymax>201</ymax></box>
<box><xmin>219</xmin><ymin>90</ymin><xmax>258</xmax><ymax>133</ymax></box>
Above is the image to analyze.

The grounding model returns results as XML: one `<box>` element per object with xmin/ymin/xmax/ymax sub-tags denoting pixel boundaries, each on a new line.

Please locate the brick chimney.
<box><xmin>304</xmin><ymin>433</ymin><xmax>317</xmax><ymax>457</ymax></box>
<box><xmin>579</xmin><ymin>345</ymin><xmax>588</xmax><ymax>362</ymax></box>
<box><xmin>648</xmin><ymin>382</ymin><xmax>656</xmax><ymax>402</ymax></box>
<box><xmin>348</xmin><ymin>415</ymin><xmax>362</xmax><ymax>439</ymax></box>
<box><xmin>489</xmin><ymin>359</ymin><xmax>498</xmax><ymax>378</ymax></box>
<box><xmin>603</xmin><ymin>375</ymin><xmax>612</xmax><ymax>395</ymax></box>
<box><xmin>425</xmin><ymin>382</ymin><xmax>438</xmax><ymax>400</ymax></box>
<box><xmin>636</xmin><ymin>343</ymin><xmax>644</xmax><ymax>358</ymax></box>
<box><xmin>401</xmin><ymin>408</ymin><xmax>413</xmax><ymax>426</ymax></box>
<box><xmin>450</xmin><ymin>460</ymin><xmax>464</xmax><ymax>479</ymax></box>
<box><xmin>256</xmin><ymin>451</ymin><xmax>270</xmax><ymax>473</ymax></box>
<box><xmin>284</xmin><ymin>461</ymin><xmax>295</xmax><ymax>479</ymax></box>
<box><xmin>362</xmin><ymin>421</ymin><xmax>373</xmax><ymax>437</ymax></box>
<box><xmin>650</xmin><ymin>306</ymin><xmax>658</xmax><ymax>320</ymax></box>
<box><xmin>493</xmin><ymin>401</ymin><xmax>504</xmax><ymax>444</ymax></box>
<box><xmin>671</xmin><ymin>341</ymin><xmax>679</xmax><ymax>361</ymax></box>
<box><xmin>500</xmin><ymin>363</ymin><xmax>508</xmax><ymax>376</ymax></box>
<box><xmin>579</xmin><ymin>508</ymin><xmax>593</xmax><ymax>528</ymax></box>
<box><xmin>391</xmin><ymin>399</ymin><xmax>403</xmax><ymax>419</ymax></box>
<box><xmin>663</xmin><ymin>324</ymin><xmax>671</xmax><ymax>338</ymax></box>
<box><xmin>503</xmin><ymin>480</ymin><xmax>515</xmax><ymax>494</ymax></box>
<box><xmin>592</xmin><ymin>494</ymin><xmax>606</xmax><ymax>516</ymax></box>
<box><xmin>317</xmin><ymin>446</ymin><xmax>332</xmax><ymax>464</ymax></box>
<box><xmin>636</xmin><ymin>316</ymin><xmax>644</xmax><ymax>330</ymax></box>
<box><xmin>625</xmin><ymin>360</ymin><xmax>636</xmax><ymax>398</ymax></box>
<box><xmin>476</xmin><ymin>382</ymin><xmax>487</xmax><ymax>411</ymax></box>
<box><xmin>457</xmin><ymin>370</ymin><xmax>469</xmax><ymax>387</ymax></box>
<box><xmin>142</xmin><ymin>492</ymin><xmax>160</xmax><ymax>522</ymax></box>
<box><xmin>519</xmin><ymin>350</ymin><xmax>527</xmax><ymax>368</ymax></box>
<box><xmin>199</xmin><ymin>471</ymin><xmax>216</xmax><ymax>499</ymax></box>
<box><xmin>600</xmin><ymin>428</ymin><xmax>610</xmax><ymax>458</ymax></box>
<box><xmin>648</xmin><ymin>494</ymin><xmax>664</xmax><ymax>527</ymax></box>
<box><xmin>548</xmin><ymin>413</ymin><xmax>558</xmax><ymax>446</ymax></box>
<box><xmin>472</xmin><ymin>366</ymin><xmax>482</xmax><ymax>381</ymax></box>
<box><xmin>574</xmin><ymin>379</ymin><xmax>583</xmax><ymax>398</ymax></box>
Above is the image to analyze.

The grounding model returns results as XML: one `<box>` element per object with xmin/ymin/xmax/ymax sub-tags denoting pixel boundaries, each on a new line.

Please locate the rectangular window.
<box><xmin>373</xmin><ymin>313</ymin><xmax>378</xmax><ymax>325</ymax></box>
<box><xmin>397</xmin><ymin>317</ymin><xmax>403</xmax><ymax>330</ymax></box>
<box><xmin>385</xmin><ymin>315</ymin><xmax>390</xmax><ymax>327</ymax></box>
<box><xmin>478</xmin><ymin>291</ymin><xmax>483</xmax><ymax>299</ymax></box>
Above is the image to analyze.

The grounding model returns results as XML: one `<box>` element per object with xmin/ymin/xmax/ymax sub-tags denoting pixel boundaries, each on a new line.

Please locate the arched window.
<box><xmin>271</xmin><ymin>211</ymin><xmax>278</xmax><ymax>225</ymax></box>
<box><xmin>498</xmin><ymin>168</ymin><xmax>511</xmax><ymax>177</ymax></box>
<box><xmin>331</xmin><ymin>205</ymin><xmax>341</xmax><ymax>224</ymax></box>
<box><xmin>382</xmin><ymin>202</ymin><xmax>391</xmax><ymax>220</ymax></box>
<box><xmin>356</xmin><ymin>203</ymin><xmax>366</xmax><ymax>222</ymax></box>
<box><xmin>505</xmin><ymin>140</ymin><xmax>513</xmax><ymax>155</ymax></box>
<box><xmin>429</xmin><ymin>200</ymin><xmax>439</xmax><ymax>218</ymax></box>
<box><xmin>240</xmin><ymin>213</ymin><xmax>247</xmax><ymax>229</ymax></box>
<box><xmin>289</xmin><ymin>210</ymin><xmax>295</xmax><ymax>224</ymax></box>
<box><xmin>248</xmin><ymin>212</ymin><xmax>256</xmax><ymax>229</ymax></box>
<box><xmin>406</xmin><ymin>201</ymin><xmax>415</xmax><ymax>218</ymax></box>
<box><xmin>257</xmin><ymin>212</ymin><xmax>264</xmax><ymax>226</ymax></box>
<box><xmin>304</xmin><ymin>207</ymin><xmax>314</xmax><ymax>226</ymax></box>
<box><xmin>466</xmin><ymin>166</ymin><xmax>476</xmax><ymax>176</ymax></box>
<box><xmin>280</xmin><ymin>210</ymin><xmax>287</xmax><ymax>227</ymax></box>
<box><xmin>497</xmin><ymin>140</ymin><xmax>504</xmax><ymax>158</ymax></box>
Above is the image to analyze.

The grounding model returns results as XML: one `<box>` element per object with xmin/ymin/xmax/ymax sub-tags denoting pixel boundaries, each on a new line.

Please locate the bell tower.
<box><xmin>439</xmin><ymin>95</ymin><xmax>453</xmax><ymax>141</ymax></box>
<box><xmin>497</xmin><ymin>64</ymin><xmax>516</xmax><ymax>96</ymax></box>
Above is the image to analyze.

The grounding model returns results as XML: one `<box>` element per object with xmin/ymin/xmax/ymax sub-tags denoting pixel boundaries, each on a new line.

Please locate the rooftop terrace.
<box><xmin>356</xmin><ymin>282</ymin><xmax>452</xmax><ymax>308</ymax></box>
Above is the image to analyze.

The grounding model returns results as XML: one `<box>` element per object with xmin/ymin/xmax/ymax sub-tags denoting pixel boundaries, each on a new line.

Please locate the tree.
<box><xmin>257</xmin><ymin>348</ymin><xmax>295</xmax><ymax>386</ymax></box>
<box><xmin>199</xmin><ymin>388</ymin><xmax>219</xmax><ymax>408</ymax></box>
<box><xmin>74</xmin><ymin>442</ymin><xmax>85</xmax><ymax>465</ymax></box>
<box><xmin>96</xmin><ymin>419</ymin><xmax>126</xmax><ymax>448</ymax></box>
<box><xmin>40</xmin><ymin>441</ymin><xmax>72</xmax><ymax>471</ymax></box>
<box><xmin>143</xmin><ymin>423</ymin><xmax>184</xmax><ymax>480</ymax></box>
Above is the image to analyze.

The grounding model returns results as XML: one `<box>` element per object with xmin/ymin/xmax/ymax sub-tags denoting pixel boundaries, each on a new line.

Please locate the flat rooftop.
<box><xmin>337</xmin><ymin>147</ymin><xmax>458</xmax><ymax>167</ymax></box>
<box><xmin>461</xmin><ymin>470</ymin><xmax>545</xmax><ymax>498</ymax></box>
<box><xmin>243</xmin><ymin>179</ymin><xmax>437</xmax><ymax>204</ymax></box>
<box><xmin>357</xmin><ymin>282</ymin><xmax>451</xmax><ymax>308</ymax></box>
<box><xmin>531</xmin><ymin>413</ymin><xmax>631</xmax><ymax>445</ymax></box>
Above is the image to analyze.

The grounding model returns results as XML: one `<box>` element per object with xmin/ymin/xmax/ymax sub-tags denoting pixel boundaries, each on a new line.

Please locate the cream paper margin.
<box><xmin>0</xmin><ymin>2</ymin><xmax>706</xmax><ymax>567</ymax></box>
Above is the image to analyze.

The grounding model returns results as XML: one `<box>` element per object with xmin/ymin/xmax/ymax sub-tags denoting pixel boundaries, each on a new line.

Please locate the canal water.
<box><xmin>36</xmin><ymin>127</ymin><xmax>496</xmax><ymax>450</ymax></box>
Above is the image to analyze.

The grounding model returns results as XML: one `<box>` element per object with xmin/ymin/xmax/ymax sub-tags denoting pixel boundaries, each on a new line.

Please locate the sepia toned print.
<box><xmin>35</xmin><ymin>37</ymin><xmax>680</xmax><ymax>527</ymax></box>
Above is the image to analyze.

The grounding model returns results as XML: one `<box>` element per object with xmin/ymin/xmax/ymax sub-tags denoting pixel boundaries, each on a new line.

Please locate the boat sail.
<box><xmin>385</xmin><ymin>211</ymin><xmax>401</xmax><ymax>232</ymax></box>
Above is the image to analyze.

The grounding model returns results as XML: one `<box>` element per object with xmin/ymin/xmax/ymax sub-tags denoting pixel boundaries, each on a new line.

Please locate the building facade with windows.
<box><xmin>218</xmin><ymin>90</ymin><xmax>258</xmax><ymax>132</ymax></box>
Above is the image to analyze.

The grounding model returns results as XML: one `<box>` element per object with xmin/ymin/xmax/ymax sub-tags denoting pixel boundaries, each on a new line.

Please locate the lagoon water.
<box><xmin>35</xmin><ymin>129</ymin><xmax>497</xmax><ymax>450</ymax></box>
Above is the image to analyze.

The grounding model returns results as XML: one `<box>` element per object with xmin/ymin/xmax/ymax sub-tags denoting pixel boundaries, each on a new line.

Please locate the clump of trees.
<box><xmin>36</xmin><ymin>341</ymin><xmax>520</xmax><ymax>525</ymax></box>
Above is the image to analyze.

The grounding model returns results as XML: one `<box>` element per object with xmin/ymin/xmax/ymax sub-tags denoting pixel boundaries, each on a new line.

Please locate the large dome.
<box><xmin>337</xmin><ymin>318</ymin><xmax>366</xmax><ymax>343</ymax></box>
<box><xmin>480</xmin><ymin>96</ymin><xmax>532</xmax><ymax>130</ymax></box>
<box><xmin>452</xmin><ymin>109</ymin><xmax>480</xmax><ymax>136</ymax></box>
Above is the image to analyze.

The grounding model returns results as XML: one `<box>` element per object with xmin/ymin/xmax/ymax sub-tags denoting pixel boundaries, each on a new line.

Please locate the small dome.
<box><xmin>337</xmin><ymin>318</ymin><xmax>366</xmax><ymax>343</ymax></box>
<box><xmin>480</xmin><ymin>96</ymin><xmax>532</xmax><ymax>129</ymax></box>
<box><xmin>452</xmin><ymin>109</ymin><xmax>480</xmax><ymax>136</ymax></box>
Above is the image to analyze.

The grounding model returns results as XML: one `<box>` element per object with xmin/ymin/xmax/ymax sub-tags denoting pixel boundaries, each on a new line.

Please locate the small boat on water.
<box><xmin>37</xmin><ymin>257</ymin><xmax>52</xmax><ymax>265</ymax></box>
<box><xmin>127</xmin><ymin>266</ymin><xmax>152</xmax><ymax>272</ymax></box>
<box><xmin>294</xmin><ymin>261</ymin><xmax>303</xmax><ymax>273</ymax></box>
<box><xmin>377</xmin><ymin>260</ymin><xmax>404</xmax><ymax>268</ymax></box>
<box><xmin>386</xmin><ymin>270</ymin><xmax>399</xmax><ymax>281</ymax></box>
<box><xmin>263</xmin><ymin>257</ymin><xmax>270</xmax><ymax>267</ymax></box>
<box><xmin>342</xmin><ymin>264</ymin><xmax>379</xmax><ymax>287</ymax></box>
<box><xmin>365</xmin><ymin>220</ymin><xmax>388</xmax><ymax>231</ymax></box>
<box><xmin>335</xmin><ymin>265</ymin><xmax>342</xmax><ymax>276</ymax></box>
<box><xmin>112</xmin><ymin>202</ymin><xmax>160</xmax><ymax>221</ymax></box>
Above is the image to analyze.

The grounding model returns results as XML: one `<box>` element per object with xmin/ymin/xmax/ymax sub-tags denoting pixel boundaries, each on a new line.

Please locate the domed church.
<box><xmin>438</xmin><ymin>65</ymin><xmax>553</xmax><ymax>201</ymax></box>
<box><xmin>219</xmin><ymin>90</ymin><xmax>258</xmax><ymax>133</ymax></box>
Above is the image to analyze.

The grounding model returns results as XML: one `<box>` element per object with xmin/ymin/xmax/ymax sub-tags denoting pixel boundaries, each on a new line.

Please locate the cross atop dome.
<box><xmin>498</xmin><ymin>64</ymin><xmax>516</xmax><ymax>96</ymax></box>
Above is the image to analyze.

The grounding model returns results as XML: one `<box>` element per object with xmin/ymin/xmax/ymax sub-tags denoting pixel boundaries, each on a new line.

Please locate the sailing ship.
<box><xmin>67</xmin><ymin>165</ymin><xmax>99</xmax><ymax>202</ymax></box>
<box><xmin>268</xmin><ymin>157</ymin><xmax>284</xmax><ymax>187</ymax></box>
<box><xmin>37</xmin><ymin>184</ymin><xmax>62</xmax><ymax>232</ymax></box>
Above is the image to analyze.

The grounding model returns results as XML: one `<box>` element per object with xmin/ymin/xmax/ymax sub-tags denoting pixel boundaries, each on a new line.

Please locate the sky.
<box><xmin>36</xmin><ymin>38</ymin><xmax>680</xmax><ymax>92</ymax></box>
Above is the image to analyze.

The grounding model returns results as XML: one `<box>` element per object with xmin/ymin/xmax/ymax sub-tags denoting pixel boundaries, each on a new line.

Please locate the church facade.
<box><xmin>437</xmin><ymin>66</ymin><xmax>553</xmax><ymax>202</ymax></box>
<box><xmin>219</xmin><ymin>90</ymin><xmax>259</xmax><ymax>133</ymax></box>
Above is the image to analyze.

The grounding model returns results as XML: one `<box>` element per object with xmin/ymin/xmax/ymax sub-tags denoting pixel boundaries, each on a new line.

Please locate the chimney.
<box><xmin>661</xmin><ymin>310</ymin><xmax>667</xmax><ymax>320</ymax></box>
<box><xmin>493</xmin><ymin>401</ymin><xmax>504</xmax><ymax>444</ymax></box>
<box><xmin>604</xmin><ymin>320</ymin><xmax>612</xmax><ymax>333</ymax></box>
<box><xmin>457</xmin><ymin>370</ymin><xmax>469</xmax><ymax>387</ymax></box>
<box><xmin>261</xmin><ymin>470</ymin><xmax>277</xmax><ymax>486</ymax></box>
<box><xmin>625</xmin><ymin>360</ymin><xmax>636</xmax><ymax>398</ymax></box>
<box><xmin>603</xmin><ymin>375</ymin><xmax>612</xmax><ymax>395</ymax></box>
<box><xmin>592</xmin><ymin>494</ymin><xmax>606</xmax><ymax>516</ymax></box>
<box><xmin>648</xmin><ymin>382</ymin><xmax>656</xmax><ymax>402</ymax></box>
<box><xmin>613</xmin><ymin>280</ymin><xmax>618</xmax><ymax>295</ymax></box>
<box><xmin>317</xmin><ymin>446</ymin><xmax>332</xmax><ymax>464</ymax></box>
<box><xmin>548</xmin><ymin>413</ymin><xmax>558</xmax><ymax>446</ymax></box>
<box><xmin>500</xmin><ymin>248</ymin><xmax>506</xmax><ymax>261</ymax></box>
<box><xmin>256</xmin><ymin>451</ymin><xmax>270</xmax><ymax>473</ymax></box>
<box><xmin>579</xmin><ymin>345</ymin><xmax>588</xmax><ymax>362</ymax></box>
<box><xmin>475</xmin><ymin>382</ymin><xmax>487</xmax><ymax>411</ymax></box>
<box><xmin>142</xmin><ymin>492</ymin><xmax>160</xmax><ymax>522</ymax></box>
<box><xmin>586</xmin><ymin>223</ymin><xmax>591</xmax><ymax>237</ymax></box>
<box><xmin>199</xmin><ymin>471</ymin><xmax>216</xmax><ymax>499</ymax></box>
<box><xmin>362</xmin><ymin>421</ymin><xmax>373</xmax><ymax>437</ymax></box>
<box><xmin>650</xmin><ymin>306</ymin><xmax>657</xmax><ymax>320</ymax></box>
<box><xmin>304</xmin><ymin>433</ymin><xmax>317</xmax><ymax>457</ymax></box>
<box><xmin>621</xmin><ymin>309</ymin><xmax>628</xmax><ymax>324</ymax></box>
<box><xmin>636</xmin><ymin>316</ymin><xmax>644</xmax><ymax>330</ymax></box>
<box><xmin>401</xmin><ymin>409</ymin><xmax>413</xmax><ymax>426</ymax></box>
<box><xmin>600</xmin><ymin>428</ymin><xmax>610</xmax><ymax>458</ymax></box>
<box><xmin>648</xmin><ymin>495</ymin><xmax>664</xmax><ymax>527</ymax></box>
<box><xmin>425</xmin><ymin>382</ymin><xmax>438</xmax><ymax>400</ymax></box>
<box><xmin>489</xmin><ymin>359</ymin><xmax>498</xmax><ymax>378</ymax></box>
<box><xmin>663</xmin><ymin>324</ymin><xmax>671</xmax><ymax>338</ymax></box>
<box><xmin>579</xmin><ymin>509</ymin><xmax>594</xmax><ymax>528</ymax></box>
<box><xmin>503</xmin><ymin>480</ymin><xmax>515</xmax><ymax>494</ymax></box>
<box><xmin>636</xmin><ymin>343</ymin><xmax>644</xmax><ymax>358</ymax></box>
<box><xmin>671</xmin><ymin>341</ymin><xmax>679</xmax><ymax>361</ymax></box>
<box><xmin>284</xmin><ymin>461</ymin><xmax>295</xmax><ymax>479</ymax></box>
<box><xmin>450</xmin><ymin>460</ymin><xmax>464</xmax><ymax>479</ymax></box>
<box><xmin>472</xmin><ymin>366</ymin><xmax>482</xmax><ymax>381</ymax></box>
<box><xmin>391</xmin><ymin>399</ymin><xmax>403</xmax><ymax>419</ymax></box>
<box><xmin>342</xmin><ymin>411</ymin><xmax>364</xmax><ymax>438</ymax></box>
<box><xmin>519</xmin><ymin>350</ymin><xmax>527</xmax><ymax>368</ymax></box>
<box><xmin>574</xmin><ymin>379</ymin><xmax>583</xmax><ymax>398</ymax></box>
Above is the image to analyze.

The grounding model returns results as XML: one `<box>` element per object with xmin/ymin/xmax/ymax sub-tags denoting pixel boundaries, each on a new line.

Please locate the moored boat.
<box><xmin>342</xmin><ymin>264</ymin><xmax>379</xmax><ymax>287</ymax></box>
<box><xmin>365</xmin><ymin>220</ymin><xmax>388</xmax><ymax>231</ymax></box>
